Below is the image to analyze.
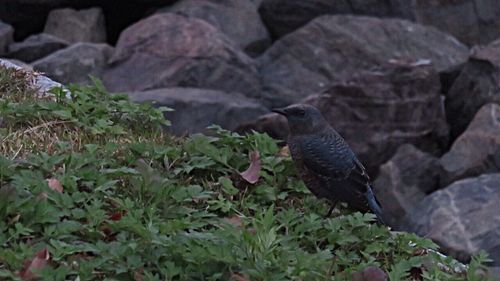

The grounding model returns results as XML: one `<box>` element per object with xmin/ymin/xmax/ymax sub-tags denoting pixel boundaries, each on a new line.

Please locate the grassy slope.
<box><xmin>0</xmin><ymin>66</ymin><xmax>492</xmax><ymax>280</ymax></box>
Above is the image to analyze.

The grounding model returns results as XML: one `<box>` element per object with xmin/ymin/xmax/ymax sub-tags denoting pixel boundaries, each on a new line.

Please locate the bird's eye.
<box><xmin>297</xmin><ymin>109</ymin><xmax>306</xmax><ymax>116</ymax></box>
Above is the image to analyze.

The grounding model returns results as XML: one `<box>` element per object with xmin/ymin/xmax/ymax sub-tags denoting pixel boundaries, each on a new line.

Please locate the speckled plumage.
<box><xmin>273</xmin><ymin>104</ymin><xmax>385</xmax><ymax>224</ymax></box>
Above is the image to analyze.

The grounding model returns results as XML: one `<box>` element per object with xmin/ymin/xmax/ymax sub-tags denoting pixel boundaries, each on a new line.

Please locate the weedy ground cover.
<box><xmin>0</xmin><ymin>66</ymin><xmax>494</xmax><ymax>280</ymax></box>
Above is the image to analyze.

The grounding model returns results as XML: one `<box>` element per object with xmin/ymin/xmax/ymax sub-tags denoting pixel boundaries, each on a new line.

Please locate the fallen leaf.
<box><xmin>277</xmin><ymin>145</ymin><xmax>290</xmax><ymax>157</ymax></box>
<box><xmin>239</xmin><ymin>151</ymin><xmax>261</xmax><ymax>184</ymax></box>
<box><xmin>37</xmin><ymin>192</ymin><xmax>48</xmax><ymax>200</ymax></box>
<box><xmin>223</xmin><ymin>216</ymin><xmax>243</xmax><ymax>228</ymax></box>
<box><xmin>46</xmin><ymin>178</ymin><xmax>63</xmax><ymax>193</ymax></box>
<box><xmin>108</xmin><ymin>211</ymin><xmax>124</xmax><ymax>221</ymax></box>
<box><xmin>20</xmin><ymin>248</ymin><xmax>50</xmax><ymax>281</ymax></box>
<box><xmin>134</xmin><ymin>268</ymin><xmax>144</xmax><ymax>281</ymax></box>
<box><xmin>230</xmin><ymin>272</ymin><xmax>250</xmax><ymax>281</ymax></box>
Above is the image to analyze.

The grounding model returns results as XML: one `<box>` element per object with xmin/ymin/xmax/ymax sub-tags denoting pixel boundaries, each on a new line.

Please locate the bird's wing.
<box><xmin>300</xmin><ymin>135</ymin><xmax>359</xmax><ymax>181</ymax></box>
<box><xmin>301</xmin><ymin>135</ymin><xmax>385</xmax><ymax>223</ymax></box>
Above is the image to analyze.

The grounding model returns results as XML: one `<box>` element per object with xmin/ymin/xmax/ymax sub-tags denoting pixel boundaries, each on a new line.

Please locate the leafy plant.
<box><xmin>0</xmin><ymin>68</ymin><xmax>494</xmax><ymax>280</ymax></box>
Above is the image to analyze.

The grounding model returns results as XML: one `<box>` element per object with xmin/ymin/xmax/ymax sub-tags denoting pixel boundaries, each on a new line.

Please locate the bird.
<box><xmin>272</xmin><ymin>104</ymin><xmax>385</xmax><ymax>224</ymax></box>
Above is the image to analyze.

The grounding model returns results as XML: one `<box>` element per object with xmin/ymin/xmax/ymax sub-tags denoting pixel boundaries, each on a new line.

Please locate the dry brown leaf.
<box><xmin>239</xmin><ymin>151</ymin><xmax>261</xmax><ymax>184</ymax></box>
<box><xmin>19</xmin><ymin>248</ymin><xmax>50</xmax><ymax>281</ymax></box>
<box><xmin>46</xmin><ymin>178</ymin><xmax>63</xmax><ymax>193</ymax></box>
<box><xmin>277</xmin><ymin>145</ymin><xmax>290</xmax><ymax>157</ymax></box>
<box><xmin>134</xmin><ymin>268</ymin><xmax>144</xmax><ymax>281</ymax></box>
<box><xmin>223</xmin><ymin>216</ymin><xmax>243</xmax><ymax>228</ymax></box>
<box><xmin>230</xmin><ymin>272</ymin><xmax>250</xmax><ymax>281</ymax></box>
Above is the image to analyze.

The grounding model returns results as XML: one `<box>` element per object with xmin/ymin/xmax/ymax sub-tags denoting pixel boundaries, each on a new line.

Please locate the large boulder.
<box><xmin>258</xmin><ymin>15</ymin><xmax>468</xmax><ymax>107</ymax></box>
<box><xmin>127</xmin><ymin>88</ymin><xmax>268</xmax><ymax>135</ymax></box>
<box><xmin>440</xmin><ymin>103</ymin><xmax>500</xmax><ymax>187</ymax></box>
<box><xmin>0</xmin><ymin>0</ymin><xmax>178</xmax><ymax>42</ymax></box>
<box><xmin>445</xmin><ymin>42</ymin><xmax>500</xmax><ymax>140</ymax></box>
<box><xmin>44</xmin><ymin>7</ymin><xmax>107</xmax><ymax>43</ymax></box>
<box><xmin>0</xmin><ymin>21</ymin><xmax>14</xmax><ymax>56</ymax></box>
<box><xmin>103</xmin><ymin>13</ymin><xmax>260</xmax><ymax>99</ymax></box>
<box><xmin>160</xmin><ymin>0</ymin><xmax>270</xmax><ymax>56</ymax></box>
<box><xmin>7</xmin><ymin>33</ymin><xmax>68</xmax><ymax>63</ymax></box>
<box><xmin>32</xmin><ymin>43</ymin><xmax>113</xmax><ymax>85</ymax></box>
<box><xmin>408</xmin><ymin>0</ymin><xmax>500</xmax><ymax>45</ymax></box>
<box><xmin>403</xmin><ymin>173</ymin><xmax>500</xmax><ymax>266</ymax></box>
<box><xmin>374</xmin><ymin>144</ymin><xmax>441</xmax><ymax>228</ymax></box>
<box><xmin>241</xmin><ymin>63</ymin><xmax>449</xmax><ymax>171</ymax></box>
<box><xmin>258</xmin><ymin>0</ymin><xmax>500</xmax><ymax>45</ymax></box>
<box><xmin>258</xmin><ymin>0</ymin><xmax>396</xmax><ymax>38</ymax></box>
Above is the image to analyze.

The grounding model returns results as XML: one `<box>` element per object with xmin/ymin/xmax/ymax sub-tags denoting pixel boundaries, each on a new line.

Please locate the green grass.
<box><xmin>0</xmin><ymin>66</ymin><xmax>494</xmax><ymax>280</ymax></box>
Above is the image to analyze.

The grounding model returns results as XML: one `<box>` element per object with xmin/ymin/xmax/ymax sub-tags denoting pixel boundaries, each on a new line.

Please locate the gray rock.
<box><xmin>0</xmin><ymin>58</ymin><xmax>68</xmax><ymax>98</ymax></box>
<box><xmin>445</xmin><ymin>42</ymin><xmax>500</xmax><ymax>140</ymax></box>
<box><xmin>374</xmin><ymin>144</ymin><xmax>441</xmax><ymax>228</ymax></box>
<box><xmin>258</xmin><ymin>0</ymin><xmax>500</xmax><ymax>45</ymax></box>
<box><xmin>32</xmin><ymin>43</ymin><xmax>113</xmax><ymax>85</ymax></box>
<box><xmin>161</xmin><ymin>0</ymin><xmax>270</xmax><ymax>56</ymax></box>
<box><xmin>104</xmin><ymin>13</ymin><xmax>260</xmax><ymax>99</ymax></box>
<box><xmin>440</xmin><ymin>103</ymin><xmax>500</xmax><ymax>187</ymax></box>
<box><xmin>258</xmin><ymin>0</ymin><xmax>395</xmax><ymax>38</ymax></box>
<box><xmin>403</xmin><ymin>173</ymin><xmax>500</xmax><ymax>266</ymax></box>
<box><xmin>243</xmin><ymin>63</ymin><xmax>449</xmax><ymax>172</ymax></box>
<box><xmin>3</xmin><ymin>59</ymin><xmax>32</xmax><ymax>70</ymax></box>
<box><xmin>409</xmin><ymin>0</ymin><xmax>500</xmax><ymax>45</ymax></box>
<box><xmin>258</xmin><ymin>15</ymin><xmax>469</xmax><ymax>107</ymax></box>
<box><xmin>44</xmin><ymin>7</ymin><xmax>106</xmax><ymax>43</ymax></box>
<box><xmin>7</xmin><ymin>33</ymin><xmax>69</xmax><ymax>62</ymax></box>
<box><xmin>127</xmin><ymin>88</ymin><xmax>268</xmax><ymax>135</ymax></box>
<box><xmin>0</xmin><ymin>21</ymin><xmax>14</xmax><ymax>56</ymax></box>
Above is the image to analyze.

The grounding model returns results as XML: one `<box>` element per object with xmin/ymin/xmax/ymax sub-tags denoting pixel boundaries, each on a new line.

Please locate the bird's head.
<box><xmin>272</xmin><ymin>104</ymin><xmax>329</xmax><ymax>135</ymax></box>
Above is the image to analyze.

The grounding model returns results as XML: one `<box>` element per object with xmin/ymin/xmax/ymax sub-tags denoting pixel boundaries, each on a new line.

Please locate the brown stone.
<box><xmin>243</xmin><ymin>63</ymin><xmax>449</xmax><ymax>172</ymax></box>
<box><xmin>127</xmin><ymin>88</ymin><xmax>268</xmax><ymax>135</ymax></box>
<box><xmin>258</xmin><ymin>15</ymin><xmax>468</xmax><ymax>107</ymax></box>
<box><xmin>445</xmin><ymin>42</ymin><xmax>500</xmax><ymax>139</ymax></box>
<box><xmin>440</xmin><ymin>103</ymin><xmax>500</xmax><ymax>187</ymax></box>
<box><xmin>161</xmin><ymin>0</ymin><xmax>270</xmax><ymax>56</ymax></box>
<box><xmin>103</xmin><ymin>13</ymin><xmax>260</xmax><ymax>99</ymax></box>
<box><xmin>374</xmin><ymin>144</ymin><xmax>441</xmax><ymax>228</ymax></box>
<box><xmin>44</xmin><ymin>7</ymin><xmax>107</xmax><ymax>43</ymax></box>
<box><xmin>0</xmin><ymin>21</ymin><xmax>14</xmax><ymax>56</ymax></box>
<box><xmin>258</xmin><ymin>0</ymin><xmax>395</xmax><ymax>38</ymax></box>
<box><xmin>7</xmin><ymin>33</ymin><xmax>69</xmax><ymax>63</ymax></box>
<box><xmin>32</xmin><ymin>43</ymin><xmax>113</xmax><ymax>85</ymax></box>
<box><xmin>402</xmin><ymin>173</ymin><xmax>500</xmax><ymax>266</ymax></box>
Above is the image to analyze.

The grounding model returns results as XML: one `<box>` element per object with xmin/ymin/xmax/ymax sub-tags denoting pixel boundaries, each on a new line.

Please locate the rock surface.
<box><xmin>258</xmin><ymin>0</ymin><xmax>396</xmax><ymax>38</ymax></box>
<box><xmin>259</xmin><ymin>0</ymin><xmax>500</xmax><ymax>45</ymax></box>
<box><xmin>243</xmin><ymin>63</ymin><xmax>449</xmax><ymax>171</ymax></box>
<box><xmin>103</xmin><ymin>13</ymin><xmax>260</xmax><ymax>99</ymax></box>
<box><xmin>0</xmin><ymin>21</ymin><xmax>14</xmax><ymax>56</ymax></box>
<box><xmin>32</xmin><ymin>43</ymin><xmax>113</xmax><ymax>85</ymax></box>
<box><xmin>445</xmin><ymin>42</ymin><xmax>500</xmax><ymax>140</ymax></box>
<box><xmin>374</xmin><ymin>144</ymin><xmax>441</xmax><ymax>228</ymax></box>
<box><xmin>7</xmin><ymin>33</ymin><xmax>68</xmax><ymax>62</ymax></box>
<box><xmin>161</xmin><ymin>0</ymin><xmax>270</xmax><ymax>56</ymax></box>
<box><xmin>258</xmin><ymin>15</ymin><xmax>469</xmax><ymax>107</ymax></box>
<box><xmin>440</xmin><ymin>103</ymin><xmax>500</xmax><ymax>187</ymax></box>
<box><xmin>44</xmin><ymin>7</ymin><xmax>107</xmax><ymax>43</ymax></box>
<box><xmin>403</xmin><ymin>173</ymin><xmax>500</xmax><ymax>266</ymax></box>
<box><xmin>0</xmin><ymin>59</ymin><xmax>67</xmax><ymax>97</ymax></box>
<box><xmin>127</xmin><ymin>88</ymin><xmax>268</xmax><ymax>135</ymax></box>
<box><xmin>409</xmin><ymin>0</ymin><xmax>500</xmax><ymax>45</ymax></box>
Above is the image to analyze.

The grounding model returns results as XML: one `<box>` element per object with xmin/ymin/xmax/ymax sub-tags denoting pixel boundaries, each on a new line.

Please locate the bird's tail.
<box><xmin>365</xmin><ymin>186</ymin><xmax>386</xmax><ymax>225</ymax></box>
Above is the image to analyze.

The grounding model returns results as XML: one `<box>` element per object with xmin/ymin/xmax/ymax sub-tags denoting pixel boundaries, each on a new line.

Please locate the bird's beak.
<box><xmin>272</xmin><ymin>108</ymin><xmax>287</xmax><ymax>116</ymax></box>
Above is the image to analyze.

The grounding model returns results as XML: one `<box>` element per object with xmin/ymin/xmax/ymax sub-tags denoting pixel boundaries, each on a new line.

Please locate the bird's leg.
<box><xmin>324</xmin><ymin>200</ymin><xmax>338</xmax><ymax>218</ymax></box>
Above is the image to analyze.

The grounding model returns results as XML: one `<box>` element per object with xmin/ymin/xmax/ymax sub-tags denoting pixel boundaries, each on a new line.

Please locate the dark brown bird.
<box><xmin>273</xmin><ymin>104</ymin><xmax>385</xmax><ymax>224</ymax></box>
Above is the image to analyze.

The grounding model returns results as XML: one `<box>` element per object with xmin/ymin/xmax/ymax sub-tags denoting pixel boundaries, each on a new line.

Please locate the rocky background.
<box><xmin>1</xmin><ymin>0</ymin><xmax>500</xmax><ymax>269</ymax></box>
